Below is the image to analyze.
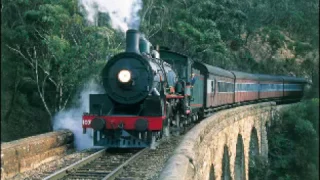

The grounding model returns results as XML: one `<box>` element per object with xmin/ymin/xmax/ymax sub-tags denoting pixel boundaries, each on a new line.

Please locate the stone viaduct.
<box><xmin>159</xmin><ymin>102</ymin><xmax>278</xmax><ymax>180</ymax></box>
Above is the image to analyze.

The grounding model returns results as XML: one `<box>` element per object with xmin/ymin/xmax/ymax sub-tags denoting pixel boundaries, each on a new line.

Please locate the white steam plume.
<box><xmin>53</xmin><ymin>80</ymin><xmax>104</xmax><ymax>150</ymax></box>
<box><xmin>79</xmin><ymin>0</ymin><xmax>143</xmax><ymax>31</ymax></box>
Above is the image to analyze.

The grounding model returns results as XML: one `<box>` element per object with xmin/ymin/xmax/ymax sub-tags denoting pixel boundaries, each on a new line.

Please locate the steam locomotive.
<box><xmin>82</xmin><ymin>29</ymin><xmax>307</xmax><ymax>149</ymax></box>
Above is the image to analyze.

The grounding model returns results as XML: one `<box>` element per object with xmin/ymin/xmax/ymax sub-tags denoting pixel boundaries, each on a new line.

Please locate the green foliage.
<box><xmin>1</xmin><ymin>94</ymin><xmax>51</xmax><ymax>141</ymax></box>
<box><xmin>140</xmin><ymin>0</ymin><xmax>234</xmax><ymax>68</ymax></box>
<box><xmin>267</xmin><ymin>99</ymin><xmax>319</xmax><ymax>179</ymax></box>
<box><xmin>268</xmin><ymin>30</ymin><xmax>285</xmax><ymax>50</ymax></box>
<box><xmin>259</xmin><ymin>27</ymin><xmax>286</xmax><ymax>51</ymax></box>
<box><xmin>140</xmin><ymin>0</ymin><xmax>318</xmax><ymax>81</ymax></box>
<box><xmin>289</xmin><ymin>42</ymin><xmax>313</xmax><ymax>56</ymax></box>
<box><xmin>1</xmin><ymin>0</ymin><xmax>123</xmax><ymax>141</ymax></box>
<box><xmin>249</xmin><ymin>155</ymin><xmax>270</xmax><ymax>180</ymax></box>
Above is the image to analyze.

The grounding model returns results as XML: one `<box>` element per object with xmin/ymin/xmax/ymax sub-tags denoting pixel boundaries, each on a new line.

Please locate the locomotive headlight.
<box><xmin>118</xmin><ymin>70</ymin><xmax>131</xmax><ymax>83</ymax></box>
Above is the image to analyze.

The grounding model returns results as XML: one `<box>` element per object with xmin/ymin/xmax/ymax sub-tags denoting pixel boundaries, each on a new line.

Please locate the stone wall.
<box><xmin>1</xmin><ymin>130</ymin><xmax>73</xmax><ymax>179</ymax></box>
<box><xmin>159</xmin><ymin>102</ymin><xmax>276</xmax><ymax>180</ymax></box>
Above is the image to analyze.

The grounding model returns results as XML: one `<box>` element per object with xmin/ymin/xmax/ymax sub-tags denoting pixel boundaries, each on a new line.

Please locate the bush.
<box><xmin>288</xmin><ymin>41</ymin><xmax>313</xmax><ymax>56</ymax></box>
<box><xmin>268</xmin><ymin>30</ymin><xmax>285</xmax><ymax>50</ymax></box>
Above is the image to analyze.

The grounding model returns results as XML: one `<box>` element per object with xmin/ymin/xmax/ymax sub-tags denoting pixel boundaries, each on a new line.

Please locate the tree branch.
<box><xmin>34</xmin><ymin>28</ymin><xmax>48</xmax><ymax>41</ymax></box>
<box><xmin>141</xmin><ymin>0</ymin><xmax>154</xmax><ymax>25</ymax></box>
<box><xmin>60</xmin><ymin>91</ymin><xmax>72</xmax><ymax>112</ymax></box>
<box><xmin>35</xmin><ymin>57</ymin><xmax>52</xmax><ymax>118</ymax></box>
<box><xmin>42</xmin><ymin>74</ymin><xmax>49</xmax><ymax>98</ymax></box>
<box><xmin>148</xmin><ymin>8</ymin><xmax>165</xmax><ymax>38</ymax></box>
<box><xmin>6</xmin><ymin>45</ymin><xmax>35</xmax><ymax>69</ymax></box>
<box><xmin>8</xmin><ymin>44</ymin><xmax>54</xmax><ymax>120</ymax></box>
<box><xmin>70</xmin><ymin>32</ymin><xmax>79</xmax><ymax>46</ymax></box>
<box><xmin>7</xmin><ymin>44</ymin><xmax>58</xmax><ymax>87</ymax></box>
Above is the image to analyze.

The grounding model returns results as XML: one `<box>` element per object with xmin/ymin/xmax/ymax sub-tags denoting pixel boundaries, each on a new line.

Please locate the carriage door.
<box><xmin>190</xmin><ymin>68</ymin><xmax>204</xmax><ymax>108</ymax></box>
<box><xmin>206</xmin><ymin>75</ymin><xmax>216</xmax><ymax>107</ymax></box>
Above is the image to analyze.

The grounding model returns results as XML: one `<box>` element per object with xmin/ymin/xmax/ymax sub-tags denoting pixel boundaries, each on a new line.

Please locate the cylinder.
<box><xmin>126</xmin><ymin>29</ymin><xmax>140</xmax><ymax>54</ymax></box>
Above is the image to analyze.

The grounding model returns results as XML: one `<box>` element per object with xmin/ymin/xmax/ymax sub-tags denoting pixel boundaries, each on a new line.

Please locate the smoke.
<box><xmin>79</xmin><ymin>0</ymin><xmax>143</xmax><ymax>31</ymax></box>
<box><xmin>53</xmin><ymin>80</ymin><xmax>104</xmax><ymax>150</ymax></box>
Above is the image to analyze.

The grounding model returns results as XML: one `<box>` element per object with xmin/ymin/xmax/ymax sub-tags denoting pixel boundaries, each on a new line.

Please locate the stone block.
<box><xmin>159</xmin><ymin>154</ymin><xmax>191</xmax><ymax>180</ymax></box>
<box><xmin>1</xmin><ymin>130</ymin><xmax>73</xmax><ymax>179</ymax></box>
<box><xmin>19</xmin><ymin>144</ymin><xmax>71</xmax><ymax>173</ymax></box>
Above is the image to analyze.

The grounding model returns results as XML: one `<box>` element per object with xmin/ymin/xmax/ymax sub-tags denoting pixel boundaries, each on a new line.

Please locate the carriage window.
<box><xmin>284</xmin><ymin>84</ymin><xmax>303</xmax><ymax>91</ymax></box>
<box><xmin>218</xmin><ymin>81</ymin><xmax>234</xmax><ymax>92</ymax></box>
<box><xmin>211</xmin><ymin>80</ymin><xmax>215</xmax><ymax>92</ymax></box>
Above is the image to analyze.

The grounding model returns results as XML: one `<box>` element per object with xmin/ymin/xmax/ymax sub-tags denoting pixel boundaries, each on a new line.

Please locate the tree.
<box><xmin>268</xmin><ymin>100</ymin><xmax>319</xmax><ymax>179</ymax></box>
<box><xmin>1</xmin><ymin>0</ymin><xmax>124</xmax><ymax>133</ymax></box>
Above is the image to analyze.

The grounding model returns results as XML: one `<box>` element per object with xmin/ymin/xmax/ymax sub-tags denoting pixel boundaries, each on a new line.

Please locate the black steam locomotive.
<box><xmin>82</xmin><ymin>29</ymin><xmax>307</xmax><ymax>149</ymax></box>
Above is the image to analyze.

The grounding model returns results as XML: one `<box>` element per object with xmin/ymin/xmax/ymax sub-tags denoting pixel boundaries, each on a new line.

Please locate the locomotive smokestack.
<box><xmin>126</xmin><ymin>29</ymin><xmax>140</xmax><ymax>54</ymax></box>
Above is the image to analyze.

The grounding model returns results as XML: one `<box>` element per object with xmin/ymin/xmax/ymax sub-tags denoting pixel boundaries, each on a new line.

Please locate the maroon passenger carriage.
<box><xmin>190</xmin><ymin>62</ymin><xmax>307</xmax><ymax>118</ymax></box>
<box><xmin>193</xmin><ymin>62</ymin><xmax>235</xmax><ymax>108</ymax></box>
<box><xmin>231</xmin><ymin>71</ymin><xmax>260</xmax><ymax>104</ymax></box>
<box><xmin>258</xmin><ymin>74</ymin><xmax>284</xmax><ymax>100</ymax></box>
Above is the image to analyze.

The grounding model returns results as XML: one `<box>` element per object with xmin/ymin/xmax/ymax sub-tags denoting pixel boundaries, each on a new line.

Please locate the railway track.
<box><xmin>44</xmin><ymin>148</ymin><xmax>147</xmax><ymax>180</ymax></box>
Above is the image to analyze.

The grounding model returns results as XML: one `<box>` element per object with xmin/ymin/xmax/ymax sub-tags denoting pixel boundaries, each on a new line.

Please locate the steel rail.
<box><xmin>43</xmin><ymin>148</ymin><xmax>107</xmax><ymax>180</ymax></box>
<box><xmin>102</xmin><ymin>148</ymin><xmax>148</xmax><ymax>180</ymax></box>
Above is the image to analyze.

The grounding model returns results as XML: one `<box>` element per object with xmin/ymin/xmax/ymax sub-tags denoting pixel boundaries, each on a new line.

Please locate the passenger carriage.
<box><xmin>282</xmin><ymin>76</ymin><xmax>306</xmax><ymax>101</ymax></box>
<box><xmin>257</xmin><ymin>74</ymin><xmax>284</xmax><ymax>100</ymax></box>
<box><xmin>231</xmin><ymin>71</ymin><xmax>260</xmax><ymax>103</ymax></box>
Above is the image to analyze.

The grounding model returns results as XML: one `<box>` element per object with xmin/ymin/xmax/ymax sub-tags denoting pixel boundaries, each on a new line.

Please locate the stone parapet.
<box><xmin>1</xmin><ymin>130</ymin><xmax>73</xmax><ymax>179</ymax></box>
<box><xmin>159</xmin><ymin>102</ymin><xmax>276</xmax><ymax>180</ymax></box>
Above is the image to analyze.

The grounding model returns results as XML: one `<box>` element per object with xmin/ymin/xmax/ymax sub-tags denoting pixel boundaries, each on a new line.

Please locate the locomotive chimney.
<box><xmin>126</xmin><ymin>29</ymin><xmax>140</xmax><ymax>54</ymax></box>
